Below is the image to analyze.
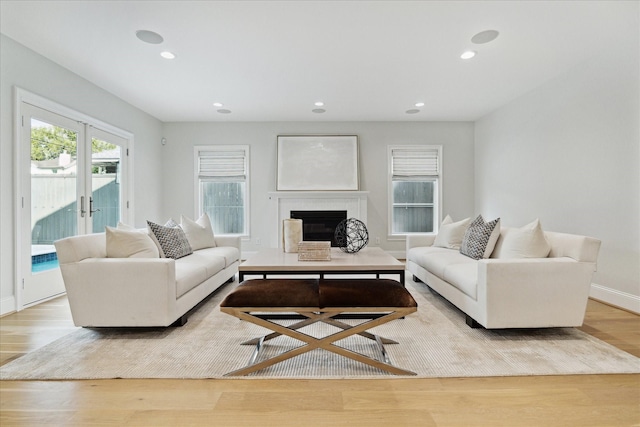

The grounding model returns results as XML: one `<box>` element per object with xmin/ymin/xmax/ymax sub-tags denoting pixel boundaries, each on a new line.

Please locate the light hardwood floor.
<box><xmin>1</xmin><ymin>285</ymin><xmax>639</xmax><ymax>427</ymax></box>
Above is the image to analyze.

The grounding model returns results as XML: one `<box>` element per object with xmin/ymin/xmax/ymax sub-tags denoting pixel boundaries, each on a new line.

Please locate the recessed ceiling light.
<box><xmin>312</xmin><ymin>108</ymin><xmax>326</xmax><ymax>114</ymax></box>
<box><xmin>217</xmin><ymin>109</ymin><xmax>231</xmax><ymax>114</ymax></box>
<box><xmin>213</xmin><ymin>102</ymin><xmax>223</xmax><ymax>107</ymax></box>
<box><xmin>136</xmin><ymin>30</ymin><xmax>164</xmax><ymax>44</ymax></box>
<box><xmin>160</xmin><ymin>51</ymin><xmax>176</xmax><ymax>59</ymax></box>
<box><xmin>406</xmin><ymin>109</ymin><xmax>420</xmax><ymax>114</ymax></box>
<box><xmin>314</xmin><ymin>101</ymin><xmax>324</xmax><ymax>107</ymax></box>
<box><xmin>471</xmin><ymin>30</ymin><xmax>499</xmax><ymax>44</ymax></box>
<box><xmin>460</xmin><ymin>50</ymin><xmax>476</xmax><ymax>60</ymax></box>
<box><xmin>415</xmin><ymin>102</ymin><xmax>425</xmax><ymax>107</ymax></box>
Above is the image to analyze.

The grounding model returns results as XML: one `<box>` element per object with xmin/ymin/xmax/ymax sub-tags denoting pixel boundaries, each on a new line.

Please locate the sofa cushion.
<box><xmin>197</xmin><ymin>246</ymin><xmax>240</xmax><ymax>268</ymax></box>
<box><xmin>147</xmin><ymin>220</ymin><xmax>193</xmax><ymax>260</ymax></box>
<box><xmin>105</xmin><ymin>226</ymin><xmax>159</xmax><ymax>258</ymax></box>
<box><xmin>492</xmin><ymin>219</ymin><xmax>551</xmax><ymax>259</ymax></box>
<box><xmin>433</xmin><ymin>215</ymin><xmax>471</xmax><ymax>249</ymax></box>
<box><xmin>442</xmin><ymin>263</ymin><xmax>478</xmax><ymax>299</ymax></box>
<box><xmin>177</xmin><ymin>252</ymin><xmax>226</xmax><ymax>282</ymax></box>
<box><xmin>408</xmin><ymin>246</ymin><xmax>476</xmax><ymax>280</ymax></box>
<box><xmin>460</xmin><ymin>215</ymin><xmax>501</xmax><ymax>260</ymax></box>
<box><xmin>407</xmin><ymin>246</ymin><xmax>453</xmax><ymax>267</ymax></box>
<box><xmin>180</xmin><ymin>213</ymin><xmax>216</xmax><ymax>250</ymax></box>
<box><xmin>175</xmin><ymin>260</ymin><xmax>209</xmax><ymax>298</ymax></box>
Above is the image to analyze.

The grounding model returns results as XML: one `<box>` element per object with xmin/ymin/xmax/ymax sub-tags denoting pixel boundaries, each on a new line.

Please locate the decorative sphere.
<box><xmin>334</xmin><ymin>218</ymin><xmax>369</xmax><ymax>253</ymax></box>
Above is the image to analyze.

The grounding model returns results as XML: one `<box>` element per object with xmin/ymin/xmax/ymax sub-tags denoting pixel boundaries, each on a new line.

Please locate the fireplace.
<box><xmin>269</xmin><ymin>191</ymin><xmax>368</xmax><ymax>248</ymax></box>
<box><xmin>290</xmin><ymin>210</ymin><xmax>347</xmax><ymax>247</ymax></box>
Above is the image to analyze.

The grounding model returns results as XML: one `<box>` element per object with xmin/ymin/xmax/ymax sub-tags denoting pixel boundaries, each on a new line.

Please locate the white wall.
<box><xmin>161</xmin><ymin>121</ymin><xmax>475</xmax><ymax>255</ymax></box>
<box><xmin>0</xmin><ymin>35</ymin><xmax>164</xmax><ymax>314</ymax></box>
<box><xmin>474</xmin><ymin>14</ymin><xmax>639</xmax><ymax>311</ymax></box>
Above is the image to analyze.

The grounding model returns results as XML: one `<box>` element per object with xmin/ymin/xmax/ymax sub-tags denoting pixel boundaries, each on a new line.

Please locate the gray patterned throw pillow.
<box><xmin>147</xmin><ymin>220</ymin><xmax>193</xmax><ymax>260</ymax></box>
<box><xmin>460</xmin><ymin>215</ymin><xmax>501</xmax><ymax>260</ymax></box>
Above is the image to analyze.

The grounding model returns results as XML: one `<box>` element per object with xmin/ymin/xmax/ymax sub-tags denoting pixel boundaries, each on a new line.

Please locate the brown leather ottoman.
<box><xmin>220</xmin><ymin>278</ymin><xmax>417</xmax><ymax>376</ymax></box>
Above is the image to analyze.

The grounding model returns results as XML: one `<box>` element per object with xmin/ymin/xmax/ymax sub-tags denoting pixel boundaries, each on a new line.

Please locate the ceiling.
<box><xmin>0</xmin><ymin>1</ymin><xmax>635</xmax><ymax>122</ymax></box>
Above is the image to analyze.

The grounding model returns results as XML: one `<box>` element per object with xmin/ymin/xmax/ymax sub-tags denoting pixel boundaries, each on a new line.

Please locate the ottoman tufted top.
<box><xmin>220</xmin><ymin>278</ymin><xmax>417</xmax><ymax>309</ymax></box>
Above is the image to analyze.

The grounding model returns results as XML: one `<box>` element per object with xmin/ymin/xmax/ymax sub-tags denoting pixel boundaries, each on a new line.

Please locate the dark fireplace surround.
<box><xmin>290</xmin><ymin>210</ymin><xmax>347</xmax><ymax>247</ymax></box>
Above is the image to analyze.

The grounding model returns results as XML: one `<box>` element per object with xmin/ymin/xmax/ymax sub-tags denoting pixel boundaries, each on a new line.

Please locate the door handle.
<box><xmin>80</xmin><ymin>196</ymin><xmax>86</xmax><ymax>217</ymax></box>
<box><xmin>89</xmin><ymin>197</ymin><xmax>101</xmax><ymax>217</ymax></box>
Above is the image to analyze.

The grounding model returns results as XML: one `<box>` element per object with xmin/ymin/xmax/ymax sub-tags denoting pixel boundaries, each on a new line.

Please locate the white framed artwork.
<box><xmin>276</xmin><ymin>135</ymin><xmax>359</xmax><ymax>191</ymax></box>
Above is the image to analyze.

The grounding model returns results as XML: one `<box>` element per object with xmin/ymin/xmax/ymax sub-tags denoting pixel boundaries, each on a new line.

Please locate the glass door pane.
<box><xmin>89</xmin><ymin>131</ymin><xmax>123</xmax><ymax>232</ymax></box>
<box><xmin>22</xmin><ymin>104</ymin><xmax>84</xmax><ymax>306</ymax></box>
<box><xmin>30</xmin><ymin>118</ymin><xmax>79</xmax><ymax>273</ymax></box>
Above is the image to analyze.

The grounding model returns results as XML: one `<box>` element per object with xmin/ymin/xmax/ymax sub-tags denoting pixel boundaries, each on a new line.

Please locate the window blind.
<box><xmin>198</xmin><ymin>149</ymin><xmax>247</xmax><ymax>179</ymax></box>
<box><xmin>391</xmin><ymin>147</ymin><xmax>440</xmax><ymax>178</ymax></box>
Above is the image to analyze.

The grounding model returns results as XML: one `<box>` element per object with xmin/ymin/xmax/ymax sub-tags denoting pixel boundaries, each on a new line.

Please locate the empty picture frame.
<box><xmin>276</xmin><ymin>135</ymin><xmax>359</xmax><ymax>191</ymax></box>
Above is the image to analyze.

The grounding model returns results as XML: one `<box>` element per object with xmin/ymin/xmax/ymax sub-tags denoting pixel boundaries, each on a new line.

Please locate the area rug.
<box><xmin>1</xmin><ymin>279</ymin><xmax>638</xmax><ymax>380</ymax></box>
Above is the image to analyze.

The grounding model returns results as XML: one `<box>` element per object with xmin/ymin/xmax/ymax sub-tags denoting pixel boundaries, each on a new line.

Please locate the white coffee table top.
<box><xmin>240</xmin><ymin>247</ymin><xmax>404</xmax><ymax>272</ymax></box>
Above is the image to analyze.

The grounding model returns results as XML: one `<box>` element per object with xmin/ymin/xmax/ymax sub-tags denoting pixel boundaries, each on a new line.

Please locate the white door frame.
<box><xmin>14</xmin><ymin>87</ymin><xmax>134</xmax><ymax>310</ymax></box>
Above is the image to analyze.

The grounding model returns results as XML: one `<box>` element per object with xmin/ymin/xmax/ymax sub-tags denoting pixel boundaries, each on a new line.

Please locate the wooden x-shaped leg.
<box><xmin>221</xmin><ymin>307</ymin><xmax>417</xmax><ymax>376</ymax></box>
<box><xmin>240</xmin><ymin>312</ymin><xmax>398</xmax><ymax>346</ymax></box>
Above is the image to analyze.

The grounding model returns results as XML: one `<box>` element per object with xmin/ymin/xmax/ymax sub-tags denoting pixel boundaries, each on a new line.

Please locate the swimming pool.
<box><xmin>31</xmin><ymin>252</ymin><xmax>59</xmax><ymax>273</ymax></box>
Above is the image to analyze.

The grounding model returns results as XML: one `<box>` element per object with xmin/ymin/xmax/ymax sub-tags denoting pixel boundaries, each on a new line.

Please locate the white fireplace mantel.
<box><xmin>269</xmin><ymin>191</ymin><xmax>368</xmax><ymax>248</ymax></box>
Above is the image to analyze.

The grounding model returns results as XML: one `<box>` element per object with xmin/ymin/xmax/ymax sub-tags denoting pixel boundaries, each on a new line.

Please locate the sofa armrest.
<box><xmin>545</xmin><ymin>232</ymin><xmax>601</xmax><ymax>264</ymax></box>
<box><xmin>215</xmin><ymin>235</ymin><xmax>241</xmax><ymax>250</ymax></box>
<box><xmin>477</xmin><ymin>257</ymin><xmax>596</xmax><ymax>328</ymax></box>
<box><xmin>60</xmin><ymin>258</ymin><xmax>177</xmax><ymax>326</ymax></box>
<box><xmin>406</xmin><ymin>234</ymin><xmax>436</xmax><ymax>251</ymax></box>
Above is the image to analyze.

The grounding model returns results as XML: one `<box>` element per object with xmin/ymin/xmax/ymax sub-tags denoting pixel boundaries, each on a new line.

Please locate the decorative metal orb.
<box><xmin>334</xmin><ymin>218</ymin><xmax>369</xmax><ymax>253</ymax></box>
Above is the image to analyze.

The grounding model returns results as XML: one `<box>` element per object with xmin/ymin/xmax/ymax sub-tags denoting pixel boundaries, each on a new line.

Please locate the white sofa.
<box><xmin>54</xmin><ymin>233</ymin><xmax>240</xmax><ymax>327</ymax></box>
<box><xmin>406</xmin><ymin>228</ymin><xmax>601</xmax><ymax>329</ymax></box>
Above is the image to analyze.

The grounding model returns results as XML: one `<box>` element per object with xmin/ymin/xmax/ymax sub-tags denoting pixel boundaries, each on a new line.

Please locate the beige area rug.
<box><xmin>1</xmin><ymin>279</ymin><xmax>639</xmax><ymax>380</ymax></box>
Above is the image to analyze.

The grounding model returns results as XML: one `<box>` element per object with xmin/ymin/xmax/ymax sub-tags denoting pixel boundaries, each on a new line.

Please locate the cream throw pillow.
<box><xmin>433</xmin><ymin>215</ymin><xmax>471</xmax><ymax>249</ymax></box>
<box><xmin>105</xmin><ymin>226</ymin><xmax>159</xmax><ymax>258</ymax></box>
<box><xmin>116</xmin><ymin>221</ymin><xmax>135</xmax><ymax>231</ymax></box>
<box><xmin>180</xmin><ymin>213</ymin><xmax>216</xmax><ymax>251</ymax></box>
<box><xmin>492</xmin><ymin>219</ymin><xmax>551</xmax><ymax>259</ymax></box>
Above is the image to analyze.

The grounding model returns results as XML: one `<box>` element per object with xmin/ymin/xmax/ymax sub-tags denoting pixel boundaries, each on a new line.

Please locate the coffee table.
<box><xmin>238</xmin><ymin>247</ymin><xmax>405</xmax><ymax>284</ymax></box>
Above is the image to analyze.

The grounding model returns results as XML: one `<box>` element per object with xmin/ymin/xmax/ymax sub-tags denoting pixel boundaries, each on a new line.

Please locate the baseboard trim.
<box><xmin>590</xmin><ymin>283</ymin><xmax>640</xmax><ymax>314</ymax></box>
<box><xmin>1</xmin><ymin>296</ymin><xmax>17</xmax><ymax>317</ymax></box>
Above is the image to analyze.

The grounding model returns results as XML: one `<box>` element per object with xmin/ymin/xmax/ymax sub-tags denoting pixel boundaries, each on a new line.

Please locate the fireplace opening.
<box><xmin>290</xmin><ymin>210</ymin><xmax>347</xmax><ymax>247</ymax></box>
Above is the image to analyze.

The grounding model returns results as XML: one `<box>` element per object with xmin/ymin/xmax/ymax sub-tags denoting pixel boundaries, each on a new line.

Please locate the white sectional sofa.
<box><xmin>55</xmin><ymin>225</ymin><xmax>240</xmax><ymax>327</ymax></box>
<box><xmin>406</xmin><ymin>220</ymin><xmax>601</xmax><ymax>329</ymax></box>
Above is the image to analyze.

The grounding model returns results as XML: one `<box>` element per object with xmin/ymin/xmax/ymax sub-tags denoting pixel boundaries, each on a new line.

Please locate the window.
<box><xmin>195</xmin><ymin>145</ymin><xmax>249</xmax><ymax>236</ymax></box>
<box><xmin>388</xmin><ymin>145</ymin><xmax>442</xmax><ymax>236</ymax></box>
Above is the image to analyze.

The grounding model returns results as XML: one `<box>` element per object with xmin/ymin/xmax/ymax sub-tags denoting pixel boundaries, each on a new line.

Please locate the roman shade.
<box><xmin>391</xmin><ymin>147</ymin><xmax>440</xmax><ymax>179</ymax></box>
<box><xmin>197</xmin><ymin>148</ymin><xmax>247</xmax><ymax>181</ymax></box>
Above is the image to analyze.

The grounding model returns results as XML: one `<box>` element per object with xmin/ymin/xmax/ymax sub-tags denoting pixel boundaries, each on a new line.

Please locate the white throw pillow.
<box><xmin>180</xmin><ymin>213</ymin><xmax>216</xmax><ymax>251</ymax></box>
<box><xmin>105</xmin><ymin>226</ymin><xmax>159</xmax><ymax>258</ymax></box>
<box><xmin>492</xmin><ymin>219</ymin><xmax>551</xmax><ymax>259</ymax></box>
<box><xmin>433</xmin><ymin>215</ymin><xmax>471</xmax><ymax>249</ymax></box>
<box><xmin>116</xmin><ymin>221</ymin><xmax>149</xmax><ymax>234</ymax></box>
<box><xmin>116</xmin><ymin>221</ymin><xmax>135</xmax><ymax>231</ymax></box>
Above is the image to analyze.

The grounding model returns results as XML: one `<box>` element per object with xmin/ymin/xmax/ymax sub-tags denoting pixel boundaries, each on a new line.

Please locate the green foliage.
<box><xmin>31</xmin><ymin>125</ymin><xmax>117</xmax><ymax>161</ymax></box>
<box><xmin>31</xmin><ymin>126</ymin><xmax>77</xmax><ymax>161</ymax></box>
<box><xmin>92</xmin><ymin>138</ymin><xmax>117</xmax><ymax>154</ymax></box>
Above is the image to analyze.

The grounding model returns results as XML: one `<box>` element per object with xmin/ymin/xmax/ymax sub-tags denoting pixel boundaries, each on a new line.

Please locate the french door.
<box><xmin>18</xmin><ymin>99</ymin><xmax>130</xmax><ymax>307</ymax></box>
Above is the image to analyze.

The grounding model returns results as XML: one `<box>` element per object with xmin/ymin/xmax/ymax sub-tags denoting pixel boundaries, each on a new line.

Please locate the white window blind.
<box><xmin>198</xmin><ymin>149</ymin><xmax>247</xmax><ymax>179</ymax></box>
<box><xmin>391</xmin><ymin>147</ymin><xmax>439</xmax><ymax>178</ymax></box>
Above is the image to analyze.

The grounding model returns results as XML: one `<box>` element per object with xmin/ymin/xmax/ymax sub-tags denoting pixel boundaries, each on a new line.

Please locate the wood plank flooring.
<box><xmin>1</xmin><ymin>291</ymin><xmax>639</xmax><ymax>426</ymax></box>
